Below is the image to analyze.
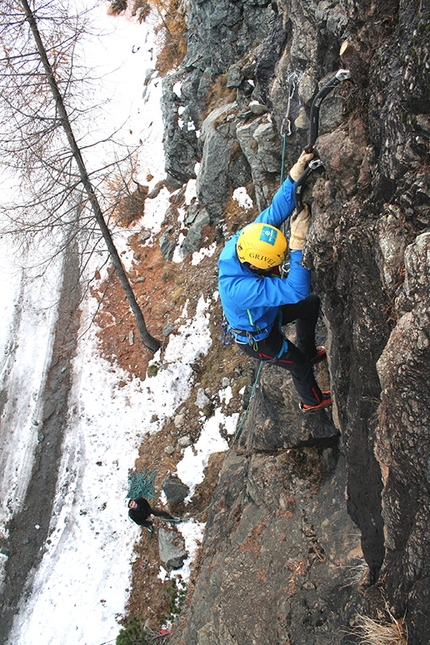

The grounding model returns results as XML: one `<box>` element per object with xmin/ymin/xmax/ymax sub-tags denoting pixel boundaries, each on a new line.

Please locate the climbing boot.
<box><xmin>311</xmin><ymin>346</ymin><xmax>327</xmax><ymax>365</ymax></box>
<box><xmin>299</xmin><ymin>391</ymin><xmax>332</xmax><ymax>413</ymax></box>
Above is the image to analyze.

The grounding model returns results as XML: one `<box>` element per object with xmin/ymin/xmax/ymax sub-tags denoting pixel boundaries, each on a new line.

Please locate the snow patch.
<box><xmin>233</xmin><ymin>187</ymin><xmax>253</xmax><ymax>210</ymax></box>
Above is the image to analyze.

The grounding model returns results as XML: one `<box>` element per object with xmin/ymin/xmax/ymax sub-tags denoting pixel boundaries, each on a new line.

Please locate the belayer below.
<box><xmin>128</xmin><ymin>498</ymin><xmax>178</xmax><ymax>534</ymax></box>
<box><xmin>218</xmin><ymin>151</ymin><xmax>331</xmax><ymax>413</ymax></box>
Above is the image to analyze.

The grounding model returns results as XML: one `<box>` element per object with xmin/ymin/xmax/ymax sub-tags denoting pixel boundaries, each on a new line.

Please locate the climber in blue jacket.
<box><xmin>218</xmin><ymin>151</ymin><xmax>331</xmax><ymax>413</ymax></box>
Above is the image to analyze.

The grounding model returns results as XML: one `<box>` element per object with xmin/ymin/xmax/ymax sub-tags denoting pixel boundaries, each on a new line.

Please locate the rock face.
<box><xmin>160</xmin><ymin>0</ymin><xmax>430</xmax><ymax>643</ymax></box>
<box><xmin>173</xmin><ymin>447</ymin><xmax>362</xmax><ymax>645</ymax></box>
<box><xmin>376</xmin><ymin>231</ymin><xmax>430</xmax><ymax>639</ymax></box>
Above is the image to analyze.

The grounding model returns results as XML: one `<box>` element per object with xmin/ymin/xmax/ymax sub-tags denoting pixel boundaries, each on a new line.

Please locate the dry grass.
<box><xmin>203</xmin><ymin>73</ymin><xmax>237</xmax><ymax>119</ymax></box>
<box><xmin>114</xmin><ymin>186</ymin><xmax>149</xmax><ymax>227</ymax></box>
<box><xmin>107</xmin><ymin>0</ymin><xmax>128</xmax><ymax>14</ymax></box>
<box><xmin>340</xmin><ymin>557</ymin><xmax>367</xmax><ymax>589</ymax></box>
<box><xmin>155</xmin><ymin>17</ymin><xmax>187</xmax><ymax>75</ymax></box>
<box><xmin>355</xmin><ymin>609</ymin><xmax>408</xmax><ymax>645</ymax></box>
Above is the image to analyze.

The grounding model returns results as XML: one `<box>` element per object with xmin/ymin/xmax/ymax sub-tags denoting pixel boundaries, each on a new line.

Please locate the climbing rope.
<box><xmin>177</xmin><ymin>361</ymin><xmax>263</xmax><ymax>523</ymax></box>
<box><xmin>199</xmin><ymin>76</ymin><xmax>302</xmax><ymax>515</ymax></box>
<box><xmin>227</xmin><ymin>362</ymin><xmax>263</xmax><ymax>452</ymax></box>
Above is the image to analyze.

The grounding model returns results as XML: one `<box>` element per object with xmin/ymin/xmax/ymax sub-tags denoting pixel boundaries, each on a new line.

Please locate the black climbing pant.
<box><xmin>237</xmin><ymin>294</ymin><xmax>324</xmax><ymax>406</ymax></box>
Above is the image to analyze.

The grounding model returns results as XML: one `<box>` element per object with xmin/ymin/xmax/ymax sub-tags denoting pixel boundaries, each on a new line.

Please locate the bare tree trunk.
<box><xmin>20</xmin><ymin>0</ymin><xmax>160</xmax><ymax>354</ymax></box>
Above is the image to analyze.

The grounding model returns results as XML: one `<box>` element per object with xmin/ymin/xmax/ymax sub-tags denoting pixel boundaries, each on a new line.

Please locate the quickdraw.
<box><xmin>280</xmin><ymin>71</ymin><xmax>300</xmax><ymax>184</ymax></box>
<box><xmin>280</xmin><ymin>71</ymin><xmax>300</xmax><ymax>139</ymax></box>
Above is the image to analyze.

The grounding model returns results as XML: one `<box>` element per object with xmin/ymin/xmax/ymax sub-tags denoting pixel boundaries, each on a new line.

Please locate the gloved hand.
<box><xmin>289</xmin><ymin>151</ymin><xmax>314</xmax><ymax>182</ymax></box>
<box><xmin>289</xmin><ymin>204</ymin><xmax>310</xmax><ymax>250</ymax></box>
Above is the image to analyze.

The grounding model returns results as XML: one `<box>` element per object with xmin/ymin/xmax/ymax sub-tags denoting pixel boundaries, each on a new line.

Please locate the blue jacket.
<box><xmin>218</xmin><ymin>177</ymin><xmax>310</xmax><ymax>343</ymax></box>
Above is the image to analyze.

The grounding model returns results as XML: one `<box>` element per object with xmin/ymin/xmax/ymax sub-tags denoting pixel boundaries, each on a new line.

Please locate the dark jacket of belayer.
<box><xmin>128</xmin><ymin>497</ymin><xmax>152</xmax><ymax>526</ymax></box>
<box><xmin>218</xmin><ymin>176</ymin><xmax>310</xmax><ymax>342</ymax></box>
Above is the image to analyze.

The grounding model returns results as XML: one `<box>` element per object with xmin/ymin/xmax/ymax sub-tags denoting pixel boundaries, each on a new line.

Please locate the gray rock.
<box><xmin>196</xmin><ymin>103</ymin><xmax>240</xmax><ymax>221</ymax></box>
<box><xmin>162</xmin><ymin>322</ymin><xmax>174</xmax><ymax>339</ymax></box>
<box><xmin>162</xmin><ymin>475</ymin><xmax>190</xmax><ymax>505</ymax></box>
<box><xmin>42</xmin><ymin>401</ymin><xmax>56</xmax><ymax>421</ymax></box>
<box><xmin>181</xmin><ymin>210</ymin><xmax>210</xmax><ymax>255</ymax></box>
<box><xmin>376</xmin><ymin>233</ymin><xmax>430</xmax><ymax>634</ymax></box>
<box><xmin>138</xmin><ymin>229</ymin><xmax>151</xmax><ymax>243</ymax></box>
<box><xmin>326</xmin><ymin>7</ymin><xmax>348</xmax><ymax>36</ymax></box>
<box><xmin>161</xmin><ymin>0</ymin><xmax>275</xmax><ymax>189</ymax></box>
<box><xmin>236</xmin><ymin>116</ymin><xmax>280</xmax><ymax>211</ymax></box>
<box><xmin>158</xmin><ymin>528</ymin><xmax>188</xmax><ymax>570</ymax></box>
<box><xmin>317</xmin><ymin>93</ymin><xmax>346</xmax><ymax>138</ymax></box>
<box><xmin>172</xmin><ymin>449</ymin><xmax>362</xmax><ymax>645</ymax></box>
<box><xmin>294</xmin><ymin>105</ymin><xmax>309</xmax><ymax>130</ymax></box>
<box><xmin>378</xmin><ymin>205</ymin><xmax>408</xmax><ymax>292</ymax></box>
<box><xmin>298</xmin><ymin>71</ymin><xmax>318</xmax><ymax>106</ymax></box>
<box><xmin>249</xmin><ymin>100</ymin><xmax>268</xmax><ymax>115</ymax></box>
<box><xmin>226</xmin><ymin>63</ymin><xmax>243</xmax><ymax>88</ymax></box>
<box><xmin>178</xmin><ymin>436</ymin><xmax>192</xmax><ymax>448</ymax></box>
<box><xmin>159</xmin><ymin>233</ymin><xmax>176</xmax><ymax>262</ymax></box>
<box><xmin>237</xmin><ymin>363</ymin><xmax>337</xmax><ymax>454</ymax></box>
<box><xmin>173</xmin><ymin>413</ymin><xmax>185</xmax><ymax>429</ymax></box>
<box><xmin>161</xmin><ymin>75</ymin><xmax>199</xmax><ymax>185</ymax></box>
<box><xmin>195</xmin><ymin>388</ymin><xmax>210</xmax><ymax>409</ymax></box>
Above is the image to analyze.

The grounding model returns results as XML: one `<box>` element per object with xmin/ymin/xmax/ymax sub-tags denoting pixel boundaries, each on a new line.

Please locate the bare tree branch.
<box><xmin>0</xmin><ymin>0</ymin><xmax>160</xmax><ymax>354</ymax></box>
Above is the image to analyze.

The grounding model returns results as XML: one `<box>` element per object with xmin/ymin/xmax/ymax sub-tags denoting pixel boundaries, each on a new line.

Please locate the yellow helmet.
<box><xmin>236</xmin><ymin>223</ymin><xmax>287</xmax><ymax>269</ymax></box>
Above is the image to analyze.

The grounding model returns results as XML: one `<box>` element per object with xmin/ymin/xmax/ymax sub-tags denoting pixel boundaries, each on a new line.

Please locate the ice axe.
<box><xmin>304</xmin><ymin>68</ymin><xmax>352</xmax><ymax>154</ymax></box>
<box><xmin>294</xmin><ymin>69</ymin><xmax>352</xmax><ymax>211</ymax></box>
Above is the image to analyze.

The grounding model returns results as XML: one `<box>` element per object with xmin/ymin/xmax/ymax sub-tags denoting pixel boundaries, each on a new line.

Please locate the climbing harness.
<box><xmin>294</xmin><ymin>159</ymin><xmax>324</xmax><ymax>213</ymax></box>
<box><xmin>222</xmin><ymin>317</ymin><xmax>267</xmax><ymax>350</ymax></box>
<box><xmin>227</xmin><ymin>324</ymin><xmax>270</xmax><ymax>350</ymax></box>
<box><xmin>304</xmin><ymin>68</ymin><xmax>352</xmax><ymax>153</ymax></box>
<box><xmin>223</xmin><ymin>304</ymin><xmax>274</xmax><ymax>349</ymax></box>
